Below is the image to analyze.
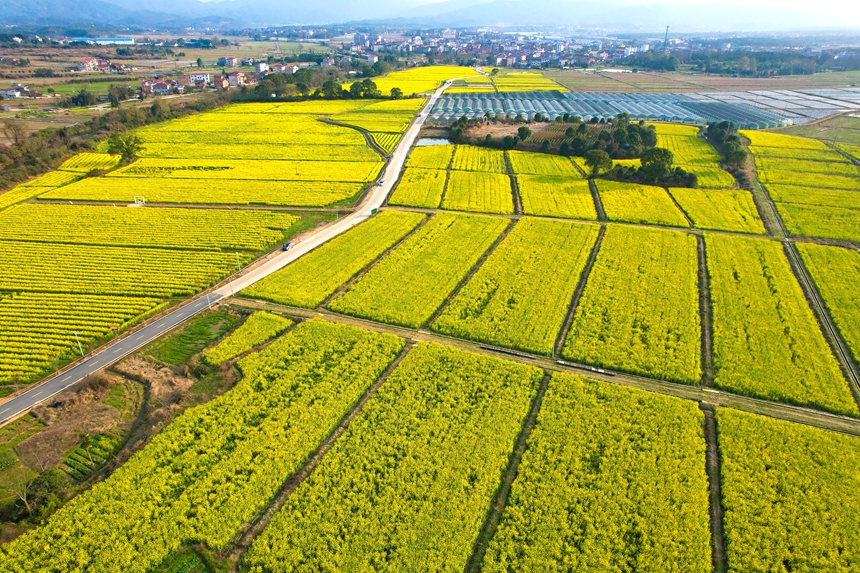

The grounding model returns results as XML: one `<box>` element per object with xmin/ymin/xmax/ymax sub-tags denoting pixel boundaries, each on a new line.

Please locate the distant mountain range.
<box><xmin>0</xmin><ymin>0</ymin><xmax>855</xmax><ymax>33</ymax></box>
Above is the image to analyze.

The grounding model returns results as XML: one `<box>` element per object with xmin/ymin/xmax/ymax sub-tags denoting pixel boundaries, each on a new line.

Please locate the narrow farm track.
<box><xmin>233</xmin><ymin>298</ymin><xmax>860</xmax><ymax>438</ymax></box>
<box><xmin>701</xmin><ymin>404</ymin><xmax>728</xmax><ymax>573</ymax></box>
<box><xmin>587</xmin><ymin>179</ymin><xmax>607</xmax><ymax>221</ymax></box>
<box><xmin>0</xmin><ymin>80</ymin><xmax>454</xmax><ymax>428</ymax></box>
<box><xmin>697</xmin><ymin>234</ymin><xmax>716</xmax><ymax>386</ymax></box>
<box><xmin>28</xmin><ymin>198</ymin><xmax>355</xmax><ymax>213</ymax></box>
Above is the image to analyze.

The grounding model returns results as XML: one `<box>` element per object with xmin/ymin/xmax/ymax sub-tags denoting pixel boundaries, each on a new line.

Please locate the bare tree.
<box><xmin>1</xmin><ymin>472</ymin><xmax>33</xmax><ymax>516</ymax></box>
<box><xmin>2</xmin><ymin>118</ymin><xmax>26</xmax><ymax>146</ymax></box>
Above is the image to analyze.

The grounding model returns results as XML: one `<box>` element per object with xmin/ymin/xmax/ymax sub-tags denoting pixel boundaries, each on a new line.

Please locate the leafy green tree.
<box><xmin>321</xmin><ymin>80</ymin><xmax>343</xmax><ymax>98</ymax></box>
<box><xmin>584</xmin><ymin>149</ymin><xmax>612</xmax><ymax>177</ymax></box>
<box><xmin>640</xmin><ymin>147</ymin><xmax>674</xmax><ymax>179</ymax></box>
<box><xmin>390</xmin><ymin>87</ymin><xmax>403</xmax><ymax>99</ymax></box>
<box><xmin>196</xmin><ymin>58</ymin><xmax>203</xmax><ymax>68</ymax></box>
<box><xmin>107</xmin><ymin>133</ymin><xmax>144</xmax><ymax>163</ymax></box>
<box><xmin>517</xmin><ymin>126</ymin><xmax>532</xmax><ymax>140</ymax></box>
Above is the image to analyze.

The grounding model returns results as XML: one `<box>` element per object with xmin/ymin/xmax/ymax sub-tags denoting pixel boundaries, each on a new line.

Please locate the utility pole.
<box><xmin>664</xmin><ymin>26</ymin><xmax>670</xmax><ymax>53</ymax></box>
<box><xmin>73</xmin><ymin>331</ymin><xmax>84</xmax><ymax>358</ymax></box>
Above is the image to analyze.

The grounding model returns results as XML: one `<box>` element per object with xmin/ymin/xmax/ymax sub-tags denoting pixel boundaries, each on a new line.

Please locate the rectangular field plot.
<box><xmin>0</xmin><ymin>240</ymin><xmax>245</xmax><ymax>297</ymax></box>
<box><xmin>596</xmin><ymin>180</ymin><xmax>689</xmax><ymax>227</ymax></box>
<box><xmin>755</xmin><ymin>156</ymin><xmax>860</xmax><ymax>177</ymax></box>
<box><xmin>406</xmin><ymin>144</ymin><xmax>454</xmax><ymax>169</ymax></box>
<box><xmin>245</xmin><ymin>210</ymin><xmax>426</xmax><ymax>308</ymax></box>
<box><xmin>201</xmin><ymin>311</ymin><xmax>293</xmax><ymax>366</ymax></box>
<box><xmin>432</xmin><ymin>218</ymin><xmax>599</xmax><ymax>354</ymax></box>
<box><xmin>508</xmin><ymin>150</ymin><xmax>581</xmax><ymax>177</ymax></box>
<box><xmin>451</xmin><ymin>145</ymin><xmax>507</xmax><ymax>173</ymax></box>
<box><xmin>328</xmin><ymin>212</ymin><xmax>509</xmax><ymax>328</ymax></box>
<box><xmin>108</xmin><ymin>158</ymin><xmax>383</xmax><ymax>183</ymax></box>
<box><xmin>757</xmin><ymin>169</ymin><xmax>860</xmax><ymax>190</ymax></box>
<box><xmin>655</xmin><ymin>124</ymin><xmax>736</xmax><ymax>188</ymax></box>
<box><xmin>518</xmin><ymin>176</ymin><xmax>597</xmax><ymax>220</ymax></box>
<box><xmin>742</xmin><ymin>131</ymin><xmax>831</xmax><ymax>150</ymax></box>
<box><xmin>717</xmin><ymin>409</ymin><xmax>860</xmax><ymax>573</ymax></box>
<box><xmin>0</xmin><ymin>320</ymin><xmax>404</xmax><ymax>573</ymax></box>
<box><xmin>0</xmin><ymin>204</ymin><xmax>299</xmax><ymax>252</ymax></box>
<box><xmin>670</xmin><ymin>188</ymin><xmax>766</xmax><ymax>234</ymax></box>
<box><xmin>778</xmin><ymin>202</ymin><xmax>860</xmax><ymax>244</ymax></box>
<box><xmin>244</xmin><ymin>342</ymin><xmax>542</xmax><ymax>573</ymax></box>
<box><xmin>0</xmin><ymin>186</ymin><xmax>53</xmax><ymax>212</ymax></box>
<box><xmin>797</xmin><ymin>243</ymin><xmax>860</xmax><ymax>364</ymax></box>
<box><xmin>0</xmin><ymin>293</ymin><xmax>165</xmax><ymax>385</ymax></box>
<box><xmin>39</xmin><ymin>176</ymin><xmax>364</xmax><ymax>207</ymax></box>
<box><xmin>481</xmin><ymin>373</ymin><xmax>711</xmax><ymax>573</ymax></box>
<box><xmin>563</xmin><ymin>225</ymin><xmax>702</xmax><ymax>384</ymax></box>
<box><xmin>705</xmin><ymin>234</ymin><xmax>856</xmax><ymax>415</ymax></box>
<box><xmin>492</xmin><ymin>72</ymin><xmax>566</xmax><ymax>91</ymax></box>
<box><xmin>443</xmin><ymin>171</ymin><xmax>514</xmax><ymax>214</ymax></box>
<box><xmin>139</xmin><ymin>141</ymin><xmax>380</xmax><ymax>162</ymax></box>
<box><xmin>388</xmin><ymin>168</ymin><xmax>447</xmax><ymax>208</ymax></box>
<box><xmin>767</xmin><ymin>184</ymin><xmax>860</xmax><ymax>210</ymax></box>
<box><xmin>57</xmin><ymin>152</ymin><xmax>120</xmax><ymax>172</ymax></box>
<box><xmin>748</xmin><ymin>145</ymin><xmax>850</xmax><ymax>161</ymax></box>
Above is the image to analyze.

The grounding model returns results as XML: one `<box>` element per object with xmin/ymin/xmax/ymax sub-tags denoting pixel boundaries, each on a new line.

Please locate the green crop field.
<box><xmin>245</xmin><ymin>210</ymin><xmax>425</xmax><ymax>308</ymax></box>
<box><xmin>518</xmin><ymin>176</ymin><xmax>597</xmax><ymax>220</ymax></box>
<box><xmin>201</xmin><ymin>311</ymin><xmax>293</xmax><ymax>366</ymax></box>
<box><xmin>596</xmin><ymin>180</ymin><xmax>689</xmax><ymax>227</ymax></box>
<box><xmin>406</xmin><ymin>144</ymin><xmax>454</xmax><ymax>169</ymax></box>
<box><xmin>482</xmin><ymin>373</ymin><xmax>711</xmax><ymax>573</ymax></box>
<box><xmin>443</xmin><ymin>171</ymin><xmax>515</xmax><ymax>214</ymax></box>
<box><xmin>451</xmin><ymin>145</ymin><xmax>507</xmax><ymax>173</ymax></box>
<box><xmin>388</xmin><ymin>168</ymin><xmax>447</xmax><ymax>208</ymax></box>
<box><xmin>329</xmin><ymin>213</ymin><xmax>508</xmax><ymax>328</ymax></box>
<box><xmin>669</xmin><ymin>188</ymin><xmax>766</xmax><ymax>234</ymax></box>
<box><xmin>433</xmin><ymin>218</ymin><xmax>599</xmax><ymax>354</ymax></box>
<box><xmin>563</xmin><ymin>225</ymin><xmax>702</xmax><ymax>384</ymax></box>
<box><xmin>706</xmin><ymin>234</ymin><xmax>856</xmax><ymax>416</ymax></box>
<box><xmin>0</xmin><ymin>320</ymin><xmax>404</xmax><ymax>572</ymax></box>
<box><xmin>796</xmin><ymin>243</ymin><xmax>860</xmax><ymax>364</ymax></box>
<box><xmin>244</xmin><ymin>342</ymin><xmax>541</xmax><ymax>572</ymax></box>
<box><xmin>717</xmin><ymin>408</ymin><xmax>860</xmax><ymax>573</ymax></box>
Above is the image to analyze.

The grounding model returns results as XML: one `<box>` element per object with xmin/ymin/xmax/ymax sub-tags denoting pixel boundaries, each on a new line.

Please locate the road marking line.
<box><xmin>0</xmin><ymin>409</ymin><xmax>8</xmax><ymax>415</ymax></box>
<box><xmin>61</xmin><ymin>376</ymin><xmax>71</xmax><ymax>382</ymax></box>
<box><xmin>113</xmin><ymin>348</ymin><xmax>122</xmax><ymax>353</ymax></box>
<box><xmin>177</xmin><ymin>312</ymin><xmax>184</xmax><ymax>317</ymax></box>
<box><xmin>91</xmin><ymin>361</ymin><xmax>99</xmax><ymax>366</ymax></box>
<box><xmin>32</xmin><ymin>392</ymin><xmax>42</xmax><ymax>397</ymax></box>
<box><xmin>157</xmin><ymin>323</ymin><xmax>165</xmax><ymax>329</ymax></box>
<box><xmin>136</xmin><ymin>335</ymin><xmax>145</xmax><ymax>340</ymax></box>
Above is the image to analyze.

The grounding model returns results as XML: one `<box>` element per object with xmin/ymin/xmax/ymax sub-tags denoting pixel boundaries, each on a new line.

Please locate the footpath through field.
<box><xmin>0</xmin><ymin>80</ymin><xmax>454</xmax><ymax>428</ymax></box>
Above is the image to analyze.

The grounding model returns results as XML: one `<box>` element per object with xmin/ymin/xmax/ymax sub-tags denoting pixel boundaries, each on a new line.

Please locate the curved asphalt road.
<box><xmin>0</xmin><ymin>80</ymin><xmax>452</xmax><ymax>427</ymax></box>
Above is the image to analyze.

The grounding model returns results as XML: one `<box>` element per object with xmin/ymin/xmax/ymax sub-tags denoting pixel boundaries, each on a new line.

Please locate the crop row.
<box><xmin>0</xmin><ymin>204</ymin><xmax>299</xmax><ymax>251</ymax></box>
<box><xmin>517</xmin><ymin>175</ymin><xmax>596</xmax><ymax>220</ymax></box>
<box><xmin>0</xmin><ymin>320</ymin><xmax>404</xmax><ymax>572</ymax></box>
<box><xmin>139</xmin><ymin>141</ymin><xmax>379</xmax><ymax>162</ymax></box>
<box><xmin>406</xmin><ymin>144</ymin><xmax>454</xmax><ymax>169</ymax></box>
<box><xmin>201</xmin><ymin>311</ymin><xmax>293</xmax><ymax>366</ymax></box>
<box><xmin>442</xmin><ymin>171</ymin><xmax>514</xmax><ymax>214</ymax></box>
<box><xmin>596</xmin><ymin>180</ymin><xmax>690</xmax><ymax>227</ymax></box>
<box><xmin>57</xmin><ymin>152</ymin><xmax>121</xmax><ymax>173</ymax></box>
<box><xmin>451</xmin><ymin>145</ymin><xmax>507</xmax><ymax>173</ymax></box>
<box><xmin>387</xmin><ymin>168</ymin><xmax>447</xmax><ymax>208</ymax></box>
<box><xmin>669</xmin><ymin>188</ymin><xmax>766</xmax><ymax>234</ymax></box>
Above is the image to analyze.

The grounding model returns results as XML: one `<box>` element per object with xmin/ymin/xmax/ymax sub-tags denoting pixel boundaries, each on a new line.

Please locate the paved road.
<box><xmin>0</xmin><ymin>81</ymin><xmax>451</xmax><ymax>427</ymax></box>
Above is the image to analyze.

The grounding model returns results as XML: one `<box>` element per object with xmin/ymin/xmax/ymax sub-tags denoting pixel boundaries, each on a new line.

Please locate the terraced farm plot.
<box><xmin>518</xmin><ymin>176</ymin><xmax>597</xmax><ymax>219</ymax></box>
<box><xmin>837</xmin><ymin>143</ymin><xmax>860</xmax><ymax>161</ymax></box>
<box><xmin>757</xmin><ymin>168</ymin><xmax>860</xmax><ymax>189</ymax></box>
<box><xmin>137</xmin><ymin>124</ymin><xmax>367</xmax><ymax>146</ymax></box>
<box><xmin>444</xmin><ymin>171</ymin><xmax>514</xmax><ymax>214</ymax></box>
<box><xmin>41</xmin><ymin>177</ymin><xmax>363</xmax><ymax>207</ymax></box>
<box><xmin>796</xmin><ymin>243</ymin><xmax>860</xmax><ymax>364</ymax></box>
<box><xmin>508</xmin><ymin>150</ymin><xmax>581</xmax><ymax>177</ymax></box>
<box><xmin>756</xmin><ymin>156</ymin><xmax>860</xmax><ymax>177</ymax></box>
<box><xmin>0</xmin><ymin>293</ymin><xmax>165</xmax><ymax>386</ymax></box>
<box><xmin>139</xmin><ymin>141</ymin><xmax>380</xmax><ymax>162</ymax></box>
<box><xmin>388</xmin><ymin>168</ymin><xmax>447</xmax><ymax>208</ymax></box>
<box><xmin>433</xmin><ymin>218</ymin><xmax>599</xmax><ymax>354</ymax></box>
<box><xmin>717</xmin><ymin>409</ymin><xmax>860</xmax><ymax>573</ymax></box>
<box><xmin>705</xmin><ymin>234</ymin><xmax>856</xmax><ymax>415</ymax></box>
<box><xmin>482</xmin><ymin>373</ymin><xmax>711</xmax><ymax>573</ymax></box>
<box><xmin>451</xmin><ymin>145</ymin><xmax>507</xmax><ymax>173</ymax></box>
<box><xmin>406</xmin><ymin>144</ymin><xmax>454</xmax><ymax>169</ymax></box>
<box><xmin>596</xmin><ymin>180</ymin><xmax>689</xmax><ymax>227</ymax></box>
<box><xmin>742</xmin><ymin>130</ymin><xmax>831</xmax><ymax>150</ymax></box>
<box><xmin>17</xmin><ymin>170</ymin><xmax>81</xmax><ymax>188</ymax></box>
<box><xmin>57</xmin><ymin>152</ymin><xmax>120</xmax><ymax>172</ymax></box>
<box><xmin>244</xmin><ymin>342</ymin><xmax>541</xmax><ymax>573</ymax></box>
<box><xmin>329</xmin><ymin>213</ymin><xmax>508</xmax><ymax>328</ymax></box>
<box><xmin>492</xmin><ymin>72</ymin><xmax>566</xmax><ymax>91</ymax></box>
<box><xmin>0</xmin><ymin>204</ymin><xmax>299</xmax><ymax>251</ymax></box>
<box><xmin>0</xmin><ymin>241</ymin><xmax>246</xmax><ymax>297</ymax></box>
<box><xmin>245</xmin><ymin>210</ymin><xmax>425</xmax><ymax>308</ymax></box>
<box><xmin>778</xmin><ymin>202</ymin><xmax>860</xmax><ymax>244</ymax></box>
<box><xmin>108</xmin><ymin>158</ymin><xmax>383</xmax><ymax>183</ymax></box>
<box><xmin>0</xmin><ymin>185</ymin><xmax>53</xmax><ymax>212</ymax></box>
<box><xmin>371</xmin><ymin>132</ymin><xmax>401</xmax><ymax>153</ymax></box>
<box><xmin>766</xmin><ymin>184</ymin><xmax>860</xmax><ymax>210</ymax></box>
<box><xmin>669</xmin><ymin>188</ymin><xmax>766</xmax><ymax>234</ymax></box>
<box><xmin>741</xmin><ymin>145</ymin><xmax>848</xmax><ymax>161</ymax></box>
<box><xmin>654</xmin><ymin>124</ymin><xmax>736</xmax><ymax>188</ymax></box>
<box><xmin>563</xmin><ymin>225</ymin><xmax>701</xmax><ymax>383</ymax></box>
<box><xmin>201</xmin><ymin>312</ymin><xmax>293</xmax><ymax>366</ymax></box>
<box><xmin>0</xmin><ymin>320</ymin><xmax>404</xmax><ymax>573</ymax></box>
